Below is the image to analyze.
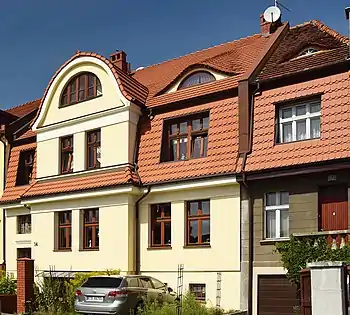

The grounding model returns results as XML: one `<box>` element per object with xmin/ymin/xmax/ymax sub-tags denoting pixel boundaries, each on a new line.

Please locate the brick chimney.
<box><xmin>110</xmin><ymin>50</ymin><xmax>128</xmax><ymax>73</ymax></box>
<box><xmin>260</xmin><ymin>14</ymin><xmax>282</xmax><ymax>36</ymax></box>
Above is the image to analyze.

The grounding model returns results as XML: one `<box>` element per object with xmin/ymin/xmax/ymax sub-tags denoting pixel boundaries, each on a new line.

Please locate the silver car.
<box><xmin>74</xmin><ymin>275</ymin><xmax>177</xmax><ymax>315</ymax></box>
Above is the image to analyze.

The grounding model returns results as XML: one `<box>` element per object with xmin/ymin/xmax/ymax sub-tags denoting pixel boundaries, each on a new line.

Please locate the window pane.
<box><xmin>203</xmin><ymin>136</ymin><xmax>208</xmax><ymax>157</ymax></box>
<box><xmin>189</xmin><ymin>202</ymin><xmax>199</xmax><ymax>216</ymax></box>
<box><xmin>97</xmin><ymin>83</ymin><xmax>102</xmax><ymax>96</ymax></box>
<box><xmin>201</xmin><ymin>200</ymin><xmax>210</xmax><ymax>214</ymax></box>
<box><xmin>70</xmin><ymin>92</ymin><xmax>76</xmax><ymax>103</ymax></box>
<box><xmin>296</xmin><ymin>105</ymin><xmax>306</xmax><ymax>116</ymax></box>
<box><xmin>265</xmin><ymin>210</ymin><xmax>276</xmax><ymax>239</ymax></box>
<box><xmin>296</xmin><ymin>120</ymin><xmax>306</xmax><ymax>140</ymax></box>
<box><xmin>266</xmin><ymin>193</ymin><xmax>277</xmax><ymax>206</ymax></box>
<box><xmin>71</xmin><ymin>80</ymin><xmax>76</xmax><ymax>92</ymax></box>
<box><xmin>61</xmin><ymin>94</ymin><xmax>68</xmax><ymax>105</ymax></box>
<box><xmin>152</xmin><ymin>278</ymin><xmax>165</xmax><ymax>289</ymax></box>
<box><xmin>282</xmin><ymin>123</ymin><xmax>292</xmax><ymax>143</ymax></box>
<box><xmin>88</xmin><ymin>87</ymin><xmax>94</xmax><ymax>97</ymax></box>
<box><xmin>82</xmin><ymin>277</ymin><xmax>122</xmax><ymax>288</ymax></box>
<box><xmin>171</xmin><ymin>139</ymin><xmax>177</xmax><ymax>160</ymax></box>
<box><xmin>88</xmin><ymin>146</ymin><xmax>95</xmax><ymax>168</ymax></box>
<box><xmin>310</xmin><ymin>102</ymin><xmax>321</xmax><ymax>113</ymax></box>
<box><xmin>202</xmin><ymin>219</ymin><xmax>210</xmax><ymax>243</ymax></box>
<box><xmin>88</xmin><ymin>74</ymin><xmax>95</xmax><ymax>88</ymax></box>
<box><xmin>79</xmin><ymin>75</ymin><xmax>85</xmax><ymax>90</ymax></box>
<box><xmin>180</xmin><ymin>122</ymin><xmax>187</xmax><ymax>134</ymax></box>
<box><xmin>78</xmin><ymin>90</ymin><xmax>85</xmax><ymax>101</ymax></box>
<box><xmin>127</xmin><ymin>278</ymin><xmax>140</xmax><ymax>288</ymax></box>
<box><xmin>153</xmin><ymin>222</ymin><xmax>161</xmax><ymax>245</ymax></box>
<box><xmin>192</xmin><ymin>119</ymin><xmax>200</xmax><ymax>131</ymax></box>
<box><xmin>96</xmin><ymin>146</ymin><xmax>101</xmax><ymax>166</ymax></box>
<box><xmin>171</xmin><ymin>124</ymin><xmax>177</xmax><ymax>135</ymax></box>
<box><xmin>280</xmin><ymin>192</ymin><xmax>289</xmax><ymax>205</ymax></box>
<box><xmin>280</xmin><ymin>210</ymin><xmax>289</xmax><ymax>238</ymax></box>
<box><xmin>179</xmin><ymin>138</ymin><xmax>187</xmax><ymax>160</ymax></box>
<box><xmin>310</xmin><ymin>117</ymin><xmax>320</xmax><ymax>139</ymax></box>
<box><xmin>59</xmin><ymin>228</ymin><xmax>67</xmax><ymax>248</ymax></box>
<box><xmin>189</xmin><ymin>220</ymin><xmax>198</xmax><ymax>243</ymax></box>
<box><xmin>203</xmin><ymin>117</ymin><xmax>209</xmax><ymax>129</ymax></box>
<box><xmin>192</xmin><ymin>136</ymin><xmax>201</xmax><ymax>158</ymax></box>
<box><xmin>163</xmin><ymin>204</ymin><xmax>171</xmax><ymax>217</ymax></box>
<box><xmin>282</xmin><ymin>108</ymin><xmax>292</xmax><ymax>119</ymax></box>
<box><xmin>164</xmin><ymin>222</ymin><xmax>171</xmax><ymax>245</ymax></box>
<box><xmin>85</xmin><ymin>226</ymin><xmax>93</xmax><ymax>248</ymax></box>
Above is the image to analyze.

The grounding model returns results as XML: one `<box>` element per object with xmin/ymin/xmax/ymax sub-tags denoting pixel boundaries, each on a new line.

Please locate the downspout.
<box><xmin>237</xmin><ymin>22</ymin><xmax>290</xmax><ymax>315</ymax></box>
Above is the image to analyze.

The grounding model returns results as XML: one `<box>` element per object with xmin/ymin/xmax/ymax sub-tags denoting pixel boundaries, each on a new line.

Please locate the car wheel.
<box><xmin>135</xmin><ymin>301</ymin><xmax>144</xmax><ymax>315</ymax></box>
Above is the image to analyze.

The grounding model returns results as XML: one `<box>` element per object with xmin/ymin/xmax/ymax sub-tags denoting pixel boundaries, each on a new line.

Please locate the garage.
<box><xmin>258</xmin><ymin>275</ymin><xmax>299</xmax><ymax>315</ymax></box>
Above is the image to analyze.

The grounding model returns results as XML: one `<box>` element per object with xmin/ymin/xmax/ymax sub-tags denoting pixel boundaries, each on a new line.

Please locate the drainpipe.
<box><xmin>135</xmin><ymin>187</ymin><xmax>151</xmax><ymax>274</ymax></box>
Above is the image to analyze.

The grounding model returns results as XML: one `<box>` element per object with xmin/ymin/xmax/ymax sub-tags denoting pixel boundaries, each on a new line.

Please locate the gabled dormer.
<box><xmin>32</xmin><ymin>51</ymin><xmax>148</xmax><ymax>179</ymax></box>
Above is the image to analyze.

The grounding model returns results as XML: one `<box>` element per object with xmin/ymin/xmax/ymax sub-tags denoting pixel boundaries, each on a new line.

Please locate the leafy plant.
<box><xmin>275</xmin><ymin>235</ymin><xmax>350</xmax><ymax>287</ymax></box>
<box><xmin>0</xmin><ymin>270</ymin><xmax>16</xmax><ymax>294</ymax></box>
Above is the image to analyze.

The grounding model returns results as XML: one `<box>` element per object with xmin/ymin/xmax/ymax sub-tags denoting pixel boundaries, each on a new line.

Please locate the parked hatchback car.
<box><xmin>75</xmin><ymin>275</ymin><xmax>177</xmax><ymax>315</ymax></box>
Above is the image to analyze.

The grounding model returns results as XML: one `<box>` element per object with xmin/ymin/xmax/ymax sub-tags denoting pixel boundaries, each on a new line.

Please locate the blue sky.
<box><xmin>0</xmin><ymin>0</ymin><xmax>349</xmax><ymax>108</ymax></box>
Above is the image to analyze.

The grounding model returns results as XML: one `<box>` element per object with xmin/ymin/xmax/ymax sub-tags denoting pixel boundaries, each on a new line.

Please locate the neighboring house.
<box><xmin>237</xmin><ymin>20</ymin><xmax>350</xmax><ymax>315</ymax></box>
<box><xmin>0</xmin><ymin>15</ymin><xmax>287</xmax><ymax>311</ymax></box>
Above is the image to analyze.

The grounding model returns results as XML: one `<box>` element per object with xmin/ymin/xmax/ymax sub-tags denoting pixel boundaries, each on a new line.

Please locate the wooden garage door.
<box><xmin>258</xmin><ymin>275</ymin><xmax>298</xmax><ymax>315</ymax></box>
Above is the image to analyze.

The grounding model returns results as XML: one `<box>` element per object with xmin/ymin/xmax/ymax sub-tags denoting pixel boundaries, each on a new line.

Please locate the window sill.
<box><xmin>260</xmin><ymin>238</ymin><xmax>290</xmax><ymax>245</ymax></box>
<box><xmin>275</xmin><ymin>137</ymin><xmax>320</xmax><ymax>146</ymax></box>
<box><xmin>79</xmin><ymin>248</ymin><xmax>99</xmax><ymax>252</ymax></box>
<box><xmin>183</xmin><ymin>244</ymin><xmax>211</xmax><ymax>249</ymax></box>
<box><xmin>147</xmin><ymin>246</ymin><xmax>172</xmax><ymax>251</ymax></box>
<box><xmin>53</xmin><ymin>249</ymin><xmax>72</xmax><ymax>252</ymax></box>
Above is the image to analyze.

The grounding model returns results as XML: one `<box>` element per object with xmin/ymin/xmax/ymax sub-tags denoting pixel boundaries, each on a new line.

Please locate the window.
<box><xmin>126</xmin><ymin>277</ymin><xmax>141</xmax><ymax>288</ymax></box>
<box><xmin>189</xmin><ymin>284</ymin><xmax>206</xmax><ymax>302</ymax></box>
<box><xmin>82</xmin><ymin>277</ymin><xmax>122</xmax><ymax>288</ymax></box>
<box><xmin>186</xmin><ymin>200</ymin><xmax>210</xmax><ymax>246</ymax></box>
<box><xmin>298</xmin><ymin>47</ymin><xmax>319</xmax><ymax>58</ymax></box>
<box><xmin>17</xmin><ymin>248</ymin><xmax>31</xmax><ymax>259</ymax></box>
<box><xmin>150</xmin><ymin>203</ymin><xmax>171</xmax><ymax>247</ymax></box>
<box><xmin>16</xmin><ymin>150</ymin><xmax>35</xmax><ymax>186</ymax></box>
<box><xmin>151</xmin><ymin>278</ymin><xmax>166</xmax><ymax>290</ymax></box>
<box><xmin>57</xmin><ymin>211</ymin><xmax>72</xmax><ymax>250</ymax></box>
<box><xmin>60</xmin><ymin>72</ymin><xmax>102</xmax><ymax>106</ymax></box>
<box><xmin>140</xmin><ymin>277</ymin><xmax>154</xmax><ymax>289</ymax></box>
<box><xmin>264</xmin><ymin>192</ymin><xmax>289</xmax><ymax>239</ymax></box>
<box><xmin>17</xmin><ymin>215</ymin><xmax>31</xmax><ymax>234</ymax></box>
<box><xmin>278</xmin><ymin>99</ymin><xmax>321</xmax><ymax>143</ymax></box>
<box><xmin>178</xmin><ymin>71</ymin><xmax>215</xmax><ymax>90</ymax></box>
<box><xmin>87</xmin><ymin>129</ymin><xmax>101</xmax><ymax>169</ymax></box>
<box><xmin>60</xmin><ymin>136</ymin><xmax>73</xmax><ymax>173</ymax></box>
<box><xmin>162</xmin><ymin>113</ymin><xmax>209</xmax><ymax>162</ymax></box>
<box><xmin>83</xmin><ymin>209</ymin><xmax>99</xmax><ymax>249</ymax></box>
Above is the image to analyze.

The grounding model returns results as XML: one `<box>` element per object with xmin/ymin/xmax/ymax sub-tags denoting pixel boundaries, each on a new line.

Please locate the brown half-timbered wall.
<box><xmin>243</xmin><ymin>169</ymin><xmax>350</xmax><ymax>267</ymax></box>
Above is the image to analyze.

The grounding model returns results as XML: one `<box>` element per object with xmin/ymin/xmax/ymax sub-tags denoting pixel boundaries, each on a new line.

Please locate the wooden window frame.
<box><xmin>17</xmin><ymin>215</ymin><xmax>31</xmax><ymax>234</ymax></box>
<box><xmin>189</xmin><ymin>283</ymin><xmax>206</xmax><ymax>302</ymax></box>
<box><xmin>264</xmin><ymin>192</ymin><xmax>289</xmax><ymax>239</ymax></box>
<box><xmin>186</xmin><ymin>200</ymin><xmax>210</xmax><ymax>246</ymax></box>
<box><xmin>16</xmin><ymin>150</ymin><xmax>35</xmax><ymax>186</ymax></box>
<box><xmin>278</xmin><ymin>99</ymin><xmax>321</xmax><ymax>144</ymax></box>
<box><xmin>83</xmin><ymin>209</ymin><xmax>99</xmax><ymax>250</ymax></box>
<box><xmin>60</xmin><ymin>135</ymin><xmax>73</xmax><ymax>174</ymax></box>
<box><xmin>163</xmin><ymin>112</ymin><xmax>209</xmax><ymax>162</ymax></box>
<box><xmin>60</xmin><ymin>72</ymin><xmax>102</xmax><ymax>107</ymax></box>
<box><xmin>17</xmin><ymin>248</ymin><xmax>32</xmax><ymax>259</ymax></box>
<box><xmin>87</xmin><ymin>129</ymin><xmax>101</xmax><ymax>170</ymax></box>
<box><xmin>150</xmin><ymin>203</ymin><xmax>171</xmax><ymax>248</ymax></box>
<box><xmin>58</xmin><ymin>211</ymin><xmax>72</xmax><ymax>250</ymax></box>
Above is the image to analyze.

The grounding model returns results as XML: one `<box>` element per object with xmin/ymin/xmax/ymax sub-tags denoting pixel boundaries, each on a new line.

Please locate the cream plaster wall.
<box><xmin>5</xmin><ymin>194</ymin><xmax>136</xmax><ymax>276</ymax></box>
<box><xmin>40</xmin><ymin>63</ymin><xmax>124</xmax><ymax>127</ymax></box>
<box><xmin>0</xmin><ymin>140</ymin><xmax>6</xmax><ymax>263</ymax></box>
<box><xmin>139</xmin><ymin>184</ymin><xmax>241</xmax><ymax>310</ymax></box>
<box><xmin>36</xmin><ymin>138</ymin><xmax>59</xmax><ymax>178</ymax></box>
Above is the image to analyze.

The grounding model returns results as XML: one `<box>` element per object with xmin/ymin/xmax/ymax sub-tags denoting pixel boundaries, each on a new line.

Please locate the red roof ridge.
<box><xmin>291</xmin><ymin>20</ymin><xmax>348</xmax><ymax>44</ymax></box>
<box><xmin>5</xmin><ymin>98</ymin><xmax>41</xmax><ymax>117</ymax></box>
<box><xmin>132</xmin><ymin>33</ymin><xmax>265</xmax><ymax>74</ymax></box>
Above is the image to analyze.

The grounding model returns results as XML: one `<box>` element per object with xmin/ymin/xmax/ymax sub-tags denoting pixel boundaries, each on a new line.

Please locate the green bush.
<box><xmin>0</xmin><ymin>270</ymin><xmax>16</xmax><ymax>294</ymax></box>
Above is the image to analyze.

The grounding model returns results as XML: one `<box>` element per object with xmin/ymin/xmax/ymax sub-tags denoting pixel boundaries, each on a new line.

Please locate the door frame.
<box><xmin>317</xmin><ymin>183</ymin><xmax>349</xmax><ymax>232</ymax></box>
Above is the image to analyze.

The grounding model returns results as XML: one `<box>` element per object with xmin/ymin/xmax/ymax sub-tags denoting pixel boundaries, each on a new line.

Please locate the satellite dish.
<box><xmin>263</xmin><ymin>6</ymin><xmax>281</xmax><ymax>23</ymax></box>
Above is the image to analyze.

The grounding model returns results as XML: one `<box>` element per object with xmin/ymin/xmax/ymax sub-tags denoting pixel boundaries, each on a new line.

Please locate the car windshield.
<box><xmin>82</xmin><ymin>277</ymin><xmax>122</xmax><ymax>288</ymax></box>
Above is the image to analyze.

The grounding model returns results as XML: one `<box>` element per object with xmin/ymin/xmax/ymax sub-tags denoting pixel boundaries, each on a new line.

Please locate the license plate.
<box><xmin>86</xmin><ymin>296</ymin><xmax>103</xmax><ymax>302</ymax></box>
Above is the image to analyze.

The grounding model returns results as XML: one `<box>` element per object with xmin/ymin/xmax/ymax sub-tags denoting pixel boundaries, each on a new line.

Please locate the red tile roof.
<box><xmin>5</xmin><ymin>99</ymin><xmax>40</xmax><ymax>118</ymax></box>
<box><xmin>245</xmin><ymin>72</ymin><xmax>350</xmax><ymax>172</ymax></box>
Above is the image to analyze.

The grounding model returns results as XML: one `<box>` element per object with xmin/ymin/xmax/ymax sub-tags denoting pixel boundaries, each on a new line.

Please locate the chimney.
<box><xmin>110</xmin><ymin>50</ymin><xmax>128</xmax><ymax>73</ymax></box>
<box><xmin>260</xmin><ymin>14</ymin><xmax>281</xmax><ymax>36</ymax></box>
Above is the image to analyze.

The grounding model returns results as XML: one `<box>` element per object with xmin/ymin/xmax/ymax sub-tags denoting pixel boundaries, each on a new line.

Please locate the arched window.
<box><xmin>298</xmin><ymin>47</ymin><xmax>319</xmax><ymax>58</ymax></box>
<box><xmin>60</xmin><ymin>72</ymin><xmax>102</xmax><ymax>106</ymax></box>
<box><xmin>178</xmin><ymin>71</ymin><xmax>216</xmax><ymax>90</ymax></box>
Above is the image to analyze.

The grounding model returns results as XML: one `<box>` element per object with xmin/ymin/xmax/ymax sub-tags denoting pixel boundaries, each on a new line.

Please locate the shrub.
<box><xmin>0</xmin><ymin>270</ymin><xmax>16</xmax><ymax>294</ymax></box>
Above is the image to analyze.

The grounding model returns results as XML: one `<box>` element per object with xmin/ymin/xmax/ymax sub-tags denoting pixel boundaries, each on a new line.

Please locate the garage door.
<box><xmin>258</xmin><ymin>275</ymin><xmax>298</xmax><ymax>315</ymax></box>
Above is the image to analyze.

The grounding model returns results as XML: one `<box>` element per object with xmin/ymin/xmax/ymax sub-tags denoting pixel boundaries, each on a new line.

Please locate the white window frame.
<box><xmin>264</xmin><ymin>192</ymin><xmax>289</xmax><ymax>239</ymax></box>
<box><xmin>279</xmin><ymin>99</ymin><xmax>321</xmax><ymax>143</ymax></box>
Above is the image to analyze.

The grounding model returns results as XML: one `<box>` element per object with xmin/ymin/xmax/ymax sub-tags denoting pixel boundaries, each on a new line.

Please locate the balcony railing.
<box><xmin>293</xmin><ymin>230</ymin><xmax>350</xmax><ymax>250</ymax></box>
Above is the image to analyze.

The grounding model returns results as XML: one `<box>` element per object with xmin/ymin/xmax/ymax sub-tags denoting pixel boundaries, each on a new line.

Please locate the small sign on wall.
<box><xmin>328</xmin><ymin>174</ymin><xmax>337</xmax><ymax>182</ymax></box>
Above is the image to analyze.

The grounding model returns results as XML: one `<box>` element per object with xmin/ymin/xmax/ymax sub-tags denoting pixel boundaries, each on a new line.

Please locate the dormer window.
<box><xmin>60</xmin><ymin>72</ymin><xmax>102</xmax><ymax>106</ymax></box>
<box><xmin>178</xmin><ymin>71</ymin><xmax>215</xmax><ymax>90</ymax></box>
<box><xmin>16</xmin><ymin>150</ymin><xmax>35</xmax><ymax>186</ymax></box>
<box><xmin>297</xmin><ymin>47</ymin><xmax>319</xmax><ymax>58</ymax></box>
